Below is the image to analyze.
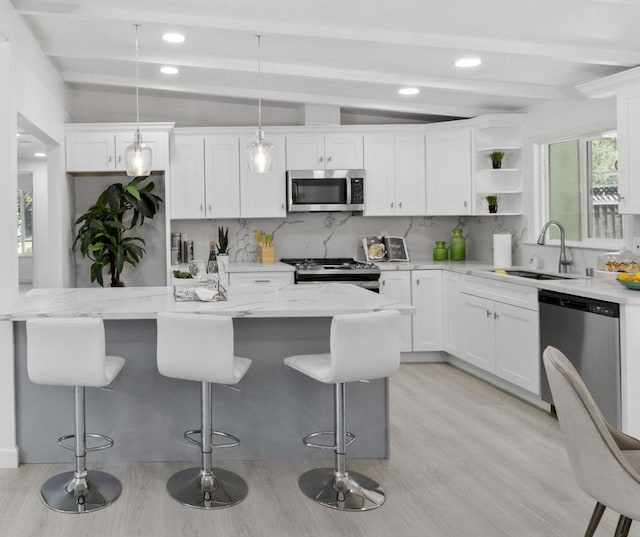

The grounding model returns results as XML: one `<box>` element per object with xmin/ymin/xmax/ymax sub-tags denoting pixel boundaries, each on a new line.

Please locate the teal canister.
<box><xmin>433</xmin><ymin>241</ymin><xmax>448</xmax><ymax>261</ymax></box>
<box><xmin>450</xmin><ymin>228</ymin><xmax>466</xmax><ymax>261</ymax></box>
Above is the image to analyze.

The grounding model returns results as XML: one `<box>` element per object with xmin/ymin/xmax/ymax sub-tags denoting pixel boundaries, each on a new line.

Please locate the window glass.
<box><xmin>588</xmin><ymin>136</ymin><xmax>620</xmax><ymax>240</ymax></box>
<box><xmin>17</xmin><ymin>189</ymin><xmax>33</xmax><ymax>254</ymax></box>
<box><xmin>545</xmin><ymin>133</ymin><xmax>620</xmax><ymax>244</ymax></box>
<box><xmin>548</xmin><ymin>140</ymin><xmax>580</xmax><ymax>241</ymax></box>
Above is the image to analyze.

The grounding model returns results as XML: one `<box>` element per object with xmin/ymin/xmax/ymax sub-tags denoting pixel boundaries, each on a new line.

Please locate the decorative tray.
<box><xmin>173</xmin><ymin>284</ymin><xmax>227</xmax><ymax>302</ymax></box>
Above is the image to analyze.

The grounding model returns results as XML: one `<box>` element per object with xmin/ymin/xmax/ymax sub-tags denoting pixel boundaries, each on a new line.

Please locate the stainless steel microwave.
<box><xmin>286</xmin><ymin>169</ymin><xmax>365</xmax><ymax>212</ymax></box>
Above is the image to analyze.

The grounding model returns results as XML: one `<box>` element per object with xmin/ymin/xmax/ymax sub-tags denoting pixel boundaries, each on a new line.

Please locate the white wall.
<box><xmin>0</xmin><ymin>0</ymin><xmax>71</xmax><ymax>467</ymax></box>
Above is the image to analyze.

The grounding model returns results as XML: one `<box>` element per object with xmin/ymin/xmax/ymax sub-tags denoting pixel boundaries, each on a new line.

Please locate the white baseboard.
<box><xmin>0</xmin><ymin>446</ymin><xmax>19</xmax><ymax>468</ymax></box>
<box><xmin>401</xmin><ymin>351</ymin><xmax>447</xmax><ymax>363</ymax></box>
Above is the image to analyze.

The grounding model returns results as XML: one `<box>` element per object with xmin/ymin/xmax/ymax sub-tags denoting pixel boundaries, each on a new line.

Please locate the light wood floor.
<box><xmin>0</xmin><ymin>363</ymin><xmax>632</xmax><ymax>536</ymax></box>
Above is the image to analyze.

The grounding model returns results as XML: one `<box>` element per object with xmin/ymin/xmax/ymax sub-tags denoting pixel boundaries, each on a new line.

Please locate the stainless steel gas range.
<box><xmin>280</xmin><ymin>257</ymin><xmax>381</xmax><ymax>292</ymax></box>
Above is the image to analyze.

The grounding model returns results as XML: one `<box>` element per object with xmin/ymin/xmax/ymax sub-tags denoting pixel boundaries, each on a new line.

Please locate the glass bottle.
<box><xmin>450</xmin><ymin>228</ymin><xmax>466</xmax><ymax>261</ymax></box>
<box><xmin>207</xmin><ymin>240</ymin><xmax>217</xmax><ymax>273</ymax></box>
<box><xmin>433</xmin><ymin>241</ymin><xmax>448</xmax><ymax>261</ymax></box>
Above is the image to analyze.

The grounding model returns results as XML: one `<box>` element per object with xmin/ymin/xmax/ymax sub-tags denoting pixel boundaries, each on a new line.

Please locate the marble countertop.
<box><xmin>376</xmin><ymin>259</ymin><xmax>640</xmax><ymax>304</ymax></box>
<box><xmin>4</xmin><ymin>283</ymin><xmax>414</xmax><ymax>321</ymax></box>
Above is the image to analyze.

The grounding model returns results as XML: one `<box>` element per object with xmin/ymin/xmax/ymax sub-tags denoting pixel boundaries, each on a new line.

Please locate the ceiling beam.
<box><xmin>45</xmin><ymin>46</ymin><xmax>565</xmax><ymax>101</ymax></box>
<box><xmin>13</xmin><ymin>0</ymin><xmax>639</xmax><ymax>67</ymax></box>
<box><xmin>63</xmin><ymin>71</ymin><xmax>508</xmax><ymax>118</ymax></box>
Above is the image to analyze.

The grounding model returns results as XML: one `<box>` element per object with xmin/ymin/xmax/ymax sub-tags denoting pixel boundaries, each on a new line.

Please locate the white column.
<box><xmin>0</xmin><ymin>42</ymin><xmax>19</xmax><ymax>467</ymax></box>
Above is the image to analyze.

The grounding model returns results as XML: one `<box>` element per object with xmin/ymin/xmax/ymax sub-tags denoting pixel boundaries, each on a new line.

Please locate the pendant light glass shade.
<box><xmin>125</xmin><ymin>24</ymin><xmax>152</xmax><ymax>177</ymax></box>
<box><xmin>247</xmin><ymin>35</ymin><xmax>273</xmax><ymax>173</ymax></box>
<box><xmin>247</xmin><ymin>128</ymin><xmax>274</xmax><ymax>173</ymax></box>
<box><xmin>125</xmin><ymin>129</ymin><xmax>152</xmax><ymax>176</ymax></box>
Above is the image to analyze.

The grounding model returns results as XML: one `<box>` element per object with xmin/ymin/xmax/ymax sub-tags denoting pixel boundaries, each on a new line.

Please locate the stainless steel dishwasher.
<box><xmin>539</xmin><ymin>289</ymin><xmax>621</xmax><ymax>428</ymax></box>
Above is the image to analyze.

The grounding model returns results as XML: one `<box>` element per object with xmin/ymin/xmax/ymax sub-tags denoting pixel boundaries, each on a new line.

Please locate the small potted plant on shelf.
<box><xmin>216</xmin><ymin>226</ymin><xmax>230</xmax><ymax>272</ymax></box>
<box><xmin>489</xmin><ymin>151</ymin><xmax>505</xmax><ymax>169</ymax></box>
<box><xmin>486</xmin><ymin>195</ymin><xmax>499</xmax><ymax>214</ymax></box>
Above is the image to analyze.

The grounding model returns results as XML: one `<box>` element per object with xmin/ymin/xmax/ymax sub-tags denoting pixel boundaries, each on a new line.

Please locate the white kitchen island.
<box><xmin>3</xmin><ymin>283</ymin><xmax>412</xmax><ymax>466</ymax></box>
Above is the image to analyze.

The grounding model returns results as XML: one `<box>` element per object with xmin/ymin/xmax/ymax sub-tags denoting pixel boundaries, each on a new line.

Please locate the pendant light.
<box><xmin>247</xmin><ymin>34</ymin><xmax>273</xmax><ymax>173</ymax></box>
<box><xmin>125</xmin><ymin>24</ymin><xmax>152</xmax><ymax>177</ymax></box>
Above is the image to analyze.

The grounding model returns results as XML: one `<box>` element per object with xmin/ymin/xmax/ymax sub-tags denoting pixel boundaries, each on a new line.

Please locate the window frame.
<box><xmin>535</xmin><ymin>129</ymin><xmax>624</xmax><ymax>251</ymax></box>
<box><xmin>16</xmin><ymin>187</ymin><xmax>33</xmax><ymax>257</ymax></box>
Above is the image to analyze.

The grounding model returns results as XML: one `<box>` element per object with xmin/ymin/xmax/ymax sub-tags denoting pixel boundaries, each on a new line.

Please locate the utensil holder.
<box><xmin>258</xmin><ymin>246</ymin><xmax>274</xmax><ymax>264</ymax></box>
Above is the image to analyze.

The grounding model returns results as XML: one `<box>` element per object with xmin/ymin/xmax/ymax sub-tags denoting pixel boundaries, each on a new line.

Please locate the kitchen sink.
<box><xmin>499</xmin><ymin>269</ymin><xmax>574</xmax><ymax>280</ymax></box>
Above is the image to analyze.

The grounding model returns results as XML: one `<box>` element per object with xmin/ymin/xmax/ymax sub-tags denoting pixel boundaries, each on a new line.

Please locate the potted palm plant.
<box><xmin>73</xmin><ymin>176</ymin><xmax>164</xmax><ymax>287</ymax></box>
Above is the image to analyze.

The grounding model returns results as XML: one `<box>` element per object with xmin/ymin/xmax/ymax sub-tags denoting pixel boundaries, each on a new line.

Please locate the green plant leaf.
<box><xmin>125</xmin><ymin>185</ymin><xmax>141</xmax><ymax>200</ymax></box>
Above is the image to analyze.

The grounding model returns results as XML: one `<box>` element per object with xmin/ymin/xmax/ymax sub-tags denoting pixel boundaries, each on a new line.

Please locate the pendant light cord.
<box><xmin>256</xmin><ymin>34</ymin><xmax>262</xmax><ymax>131</ymax></box>
<box><xmin>135</xmin><ymin>24</ymin><xmax>141</xmax><ymax>131</ymax></box>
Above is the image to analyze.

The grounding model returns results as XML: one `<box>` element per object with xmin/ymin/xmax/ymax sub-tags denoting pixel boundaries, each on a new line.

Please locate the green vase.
<box><xmin>450</xmin><ymin>228</ymin><xmax>465</xmax><ymax>261</ymax></box>
<box><xmin>433</xmin><ymin>241</ymin><xmax>448</xmax><ymax>261</ymax></box>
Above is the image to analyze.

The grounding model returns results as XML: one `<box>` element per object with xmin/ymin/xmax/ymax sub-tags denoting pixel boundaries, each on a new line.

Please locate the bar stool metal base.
<box><xmin>166</xmin><ymin>467</ymin><xmax>248</xmax><ymax>510</ymax></box>
<box><xmin>298</xmin><ymin>468</ymin><xmax>385</xmax><ymax>511</ymax></box>
<box><xmin>40</xmin><ymin>470</ymin><xmax>121</xmax><ymax>514</ymax></box>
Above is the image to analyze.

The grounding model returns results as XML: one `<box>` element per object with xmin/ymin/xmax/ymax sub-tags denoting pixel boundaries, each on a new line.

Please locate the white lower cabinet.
<box><xmin>442</xmin><ymin>271</ymin><xmax>462</xmax><ymax>357</ymax></box>
<box><xmin>411</xmin><ymin>270</ymin><xmax>443</xmax><ymax>351</ymax></box>
<box><xmin>461</xmin><ymin>281</ymin><xmax>540</xmax><ymax>394</ymax></box>
<box><xmin>379</xmin><ymin>271</ymin><xmax>413</xmax><ymax>352</ymax></box>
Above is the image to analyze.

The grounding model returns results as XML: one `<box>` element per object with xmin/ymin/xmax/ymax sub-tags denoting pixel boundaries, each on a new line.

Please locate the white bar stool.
<box><xmin>26</xmin><ymin>317</ymin><xmax>125</xmax><ymax>514</ymax></box>
<box><xmin>156</xmin><ymin>312</ymin><xmax>251</xmax><ymax>509</ymax></box>
<box><xmin>284</xmin><ymin>310</ymin><xmax>401</xmax><ymax>511</ymax></box>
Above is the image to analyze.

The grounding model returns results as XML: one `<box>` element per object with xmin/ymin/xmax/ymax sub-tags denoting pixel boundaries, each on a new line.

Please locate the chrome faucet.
<box><xmin>537</xmin><ymin>220</ymin><xmax>572</xmax><ymax>273</ymax></box>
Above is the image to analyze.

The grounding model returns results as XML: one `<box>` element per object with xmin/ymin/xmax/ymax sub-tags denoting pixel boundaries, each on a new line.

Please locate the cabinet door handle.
<box><xmin>381</xmin><ymin>280</ymin><xmax>386</xmax><ymax>286</ymax></box>
<box><xmin>494</xmin><ymin>312</ymin><xmax>500</xmax><ymax>320</ymax></box>
<box><xmin>486</xmin><ymin>310</ymin><xmax>492</xmax><ymax>318</ymax></box>
<box><xmin>108</xmin><ymin>155</ymin><xmax>112</xmax><ymax>163</ymax></box>
<box><xmin>464</xmin><ymin>200</ymin><xmax>468</xmax><ymax>207</ymax></box>
<box><xmin>327</xmin><ymin>155</ymin><xmax>332</xmax><ymax>163</ymax></box>
<box><xmin>399</xmin><ymin>201</ymin><xmax>403</xmax><ymax>209</ymax></box>
<box><xmin>208</xmin><ymin>204</ymin><xmax>212</xmax><ymax>211</ymax></box>
<box><xmin>117</xmin><ymin>155</ymin><xmax>121</xmax><ymax>162</ymax></box>
<box><xmin>319</xmin><ymin>155</ymin><xmax>324</xmax><ymax>163</ymax></box>
<box><xmin>390</xmin><ymin>202</ymin><xmax>394</xmax><ymax>209</ymax></box>
<box><xmin>281</xmin><ymin>203</ymin><xmax>285</xmax><ymax>209</ymax></box>
<box><xmin>254</xmin><ymin>279</ymin><xmax>271</xmax><ymax>283</ymax></box>
<box><xmin>200</xmin><ymin>205</ymin><xmax>203</xmax><ymax>212</ymax></box>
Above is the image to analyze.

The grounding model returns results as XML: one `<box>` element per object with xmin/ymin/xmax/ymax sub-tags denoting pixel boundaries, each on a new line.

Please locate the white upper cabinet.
<box><xmin>425</xmin><ymin>127</ymin><xmax>472</xmax><ymax>215</ymax></box>
<box><xmin>204</xmin><ymin>135</ymin><xmax>241</xmax><ymax>219</ymax></box>
<box><xmin>618</xmin><ymin>93</ymin><xmax>640</xmax><ymax>213</ymax></box>
<box><xmin>364</xmin><ymin>133</ymin><xmax>426</xmax><ymax>216</ymax></box>
<box><xmin>65</xmin><ymin>126</ymin><xmax>170</xmax><ymax>173</ymax></box>
<box><xmin>239</xmin><ymin>134</ymin><xmax>287</xmax><ymax>218</ymax></box>
<box><xmin>169</xmin><ymin>134</ymin><xmax>206</xmax><ymax>219</ymax></box>
<box><xmin>286</xmin><ymin>133</ymin><xmax>363</xmax><ymax>169</ymax></box>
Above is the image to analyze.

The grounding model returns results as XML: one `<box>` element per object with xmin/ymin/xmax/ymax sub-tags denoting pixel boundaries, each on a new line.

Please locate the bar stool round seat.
<box><xmin>284</xmin><ymin>310</ymin><xmax>401</xmax><ymax>511</ymax></box>
<box><xmin>156</xmin><ymin>312</ymin><xmax>251</xmax><ymax>510</ymax></box>
<box><xmin>26</xmin><ymin>317</ymin><xmax>125</xmax><ymax>514</ymax></box>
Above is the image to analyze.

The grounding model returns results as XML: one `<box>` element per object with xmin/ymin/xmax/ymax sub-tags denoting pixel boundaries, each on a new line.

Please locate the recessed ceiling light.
<box><xmin>16</xmin><ymin>133</ymin><xmax>21</xmax><ymax>137</ymax></box>
<box><xmin>162</xmin><ymin>33</ymin><xmax>185</xmax><ymax>44</ymax></box>
<box><xmin>455</xmin><ymin>58</ymin><xmax>482</xmax><ymax>68</ymax></box>
<box><xmin>160</xmin><ymin>66</ymin><xmax>179</xmax><ymax>75</ymax></box>
<box><xmin>398</xmin><ymin>87</ymin><xmax>420</xmax><ymax>96</ymax></box>
<box><xmin>33</xmin><ymin>152</ymin><xmax>46</xmax><ymax>158</ymax></box>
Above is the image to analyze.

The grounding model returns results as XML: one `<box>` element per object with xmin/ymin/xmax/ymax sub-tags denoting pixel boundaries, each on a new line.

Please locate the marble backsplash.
<box><xmin>171</xmin><ymin>214</ymin><xmax>526</xmax><ymax>265</ymax></box>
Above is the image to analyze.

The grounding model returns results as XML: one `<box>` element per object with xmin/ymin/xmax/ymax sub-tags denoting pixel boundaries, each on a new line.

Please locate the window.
<box><xmin>17</xmin><ymin>188</ymin><xmax>33</xmax><ymax>254</ymax></box>
<box><xmin>544</xmin><ymin>132</ymin><xmax>620</xmax><ymax>244</ymax></box>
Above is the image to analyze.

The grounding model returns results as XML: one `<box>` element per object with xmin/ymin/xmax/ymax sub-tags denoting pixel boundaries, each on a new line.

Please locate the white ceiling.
<box><xmin>11</xmin><ymin>0</ymin><xmax>640</xmax><ymax>121</ymax></box>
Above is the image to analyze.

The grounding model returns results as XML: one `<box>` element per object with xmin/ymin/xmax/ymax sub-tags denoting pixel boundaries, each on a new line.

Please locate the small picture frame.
<box><xmin>384</xmin><ymin>236</ymin><xmax>410</xmax><ymax>262</ymax></box>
